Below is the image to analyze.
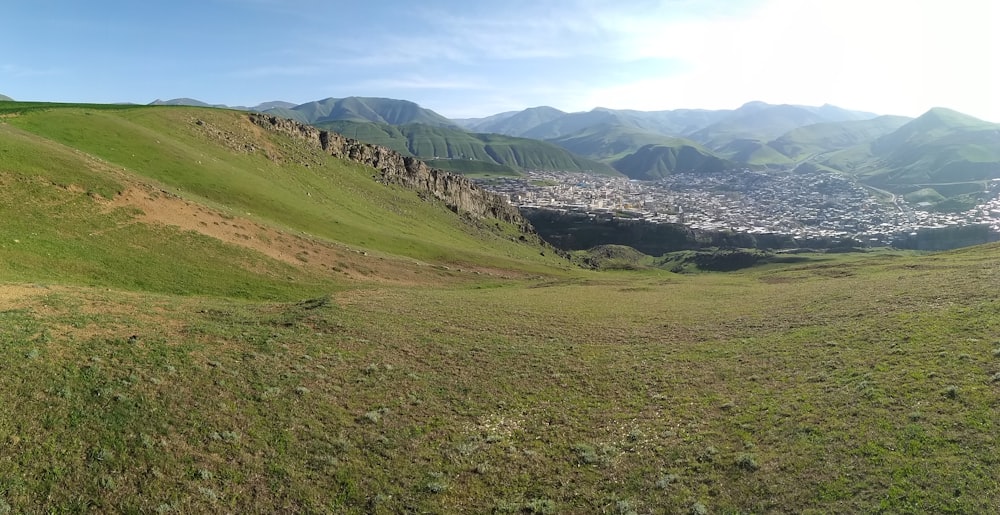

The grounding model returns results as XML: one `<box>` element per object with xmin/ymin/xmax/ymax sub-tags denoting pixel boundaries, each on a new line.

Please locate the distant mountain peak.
<box><xmin>263</xmin><ymin>96</ymin><xmax>458</xmax><ymax>129</ymax></box>
<box><xmin>0</xmin><ymin>93</ymin><xmax>14</xmax><ymax>101</ymax></box>
<box><xmin>905</xmin><ymin>107</ymin><xmax>990</xmax><ymax>131</ymax></box>
<box><xmin>524</xmin><ymin>106</ymin><xmax>564</xmax><ymax>114</ymax></box>
<box><xmin>149</xmin><ymin>98</ymin><xmax>221</xmax><ymax>108</ymax></box>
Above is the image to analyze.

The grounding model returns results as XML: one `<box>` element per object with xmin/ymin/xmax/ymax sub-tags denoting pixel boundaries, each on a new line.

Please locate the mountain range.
<box><xmin>150</xmin><ymin>96</ymin><xmax>1000</xmax><ymax>210</ymax></box>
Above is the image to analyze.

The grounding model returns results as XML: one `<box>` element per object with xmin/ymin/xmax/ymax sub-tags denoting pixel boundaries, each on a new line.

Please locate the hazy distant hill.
<box><xmin>264</xmin><ymin>97</ymin><xmax>458</xmax><ymax>128</ymax></box>
<box><xmin>242</xmin><ymin>100</ymin><xmax>297</xmax><ymax>111</ymax></box>
<box><xmin>548</xmin><ymin>123</ymin><xmax>693</xmax><ymax>162</ymax></box>
<box><xmin>0</xmin><ymin>94</ymin><xmax>13</xmax><ymax>101</ymax></box>
<box><xmin>148</xmin><ymin>98</ymin><xmax>296</xmax><ymax>111</ymax></box>
<box><xmin>612</xmin><ymin>141</ymin><xmax>735</xmax><ymax>180</ymax></box>
<box><xmin>460</xmin><ymin>106</ymin><xmax>733</xmax><ymax>139</ymax></box>
<box><xmin>459</xmin><ymin>106</ymin><xmax>567</xmax><ymax>135</ymax></box>
<box><xmin>714</xmin><ymin>139</ymin><xmax>795</xmax><ymax>167</ymax></box>
<box><xmin>769</xmin><ymin>115</ymin><xmax>913</xmax><ymax>161</ymax></box>
<box><xmin>318</xmin><ymin>120</ymin><xmax>617</xmax><ymax>175</ymax></box>
<box><xmin>688</xmin><ymin>102</ymin><xmax>876</xmax><ymax>150</ymax></box>
<box><xmin>149</xmin><ymin>98</ymin><xmax>229</xmax><ymax>108</ymax></box>
<box><xmin>452</xmin><ymin>101</ymin><xmax>886</xmax><ymax>172</ymax></box>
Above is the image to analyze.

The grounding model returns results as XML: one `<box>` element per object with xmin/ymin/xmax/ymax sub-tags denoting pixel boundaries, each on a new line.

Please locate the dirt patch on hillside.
<box><xmin>102</xmin><ymin>187</ymin><xmax>456</xmax><ymax>285</ymax></box>
<box><xmin>0</xmin><ymin>285</ymin><xmax>47</xmax><ymax>310</ymax></box>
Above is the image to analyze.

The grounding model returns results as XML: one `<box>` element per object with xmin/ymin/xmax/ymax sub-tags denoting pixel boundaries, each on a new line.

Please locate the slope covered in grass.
<box><xmin>547</xmin><ymin>123</ymin><xmax>697</xmax><ymax>162</ymax></box>
<box><xmin>769</xmin><ymin>115</ymin><xmax>912</xmax><ymax>161</ymax></box>
<box><xmin>817</xmin><ymin>108</ymin><xmax>1000</xmax><ymax>197</ymax></box>
<box><xmin>612</xmin><ymin>142</ymin><xmax>735</xmax><ymax>179</ymax></box>
<box><xmin>262</xmin><ymin>96</ymin><xmax>459</xmax><ymax>128</ymax></box>
<box><xmin>1</xmin><ymin>245</ymin><xmax>999</xmax><ymax>512</ymax></box>
<box><xmin>0</xmin><ymin>103</ymin><xmax>568</xmax><ymax>295</ymax></box>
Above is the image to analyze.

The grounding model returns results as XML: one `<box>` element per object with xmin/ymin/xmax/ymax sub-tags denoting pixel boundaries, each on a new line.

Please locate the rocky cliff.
<box><xmin>247</xmin><ymin>113</ymin><xmax>531</xmax><ymax>232</ymax></box>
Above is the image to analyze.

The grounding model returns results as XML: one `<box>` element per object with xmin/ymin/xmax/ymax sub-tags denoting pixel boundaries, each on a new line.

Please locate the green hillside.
<box><xmin>492</xmin><ymin>102</ymin><xmax>885</xmax><ymax>171</ymax></box>
<box><xmin>0</xmin><ymin>102</ymin><xmax>563</xmax><ymax>292</ymax></box>
<box><xmin>769</xmin><ymin>115</ymin><xmax>912</xmax><ymax>161</ymax></box>
<box><xmin>612</xmin><ymin>142</ymin><xmax>735</xmax><ymax>179</ymax></box>
<box><xmin>690</xmin><ymin>103</ymin><xmax>836</xmax><ymax>150</ymax></box>
<box><xmin>4</xmin><ymin>101</ymin><xmax>1000</xmax><ymax>513</ymax></box>
<box><xmin>548</xmin><ymin>123</ymin><xmax>697</xmax><ymax>162</ymax></box>
<box><xmin>0</xmin><ymin>93</ymin><xmax>13</xmax><ymax>101</ymax></box>
<box><xmin>714</xmin><ymin>138</ymin><xmax>794</xmax><ymax>167</ymax></box>
<box><xmin>521</xmin><ymin>109</ymin><xmax>649</xmax><ymax>140</ymax></box>
<box><xmin>263</xmin><ymin>96</ymin><xmax>458</xmax><ymax>128</ymax></box>
<box><xmin>463</xmin><ymin>106</ymin><xmax>567</xmax><ymax>135</ymax></box>
<box><xmin>317</xmin><ymin>120</ymin><xmax>618</xmax><ymax>175</ymax></box>
<box><xmin>815</xmin><ymin>108</ymin><xmax>1000</xmax><ymax>208</ymax></box>
<box><xmin>463</xmin><ymin>106</ymin><xmax>733</xmax><ymax>139</ymax></box>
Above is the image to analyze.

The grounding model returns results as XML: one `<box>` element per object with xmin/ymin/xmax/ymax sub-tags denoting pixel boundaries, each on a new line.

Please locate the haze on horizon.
<box><xmin>2</xmin><ymin>0</ymin><xmax>997</xmax><ymax>122</ymax></box>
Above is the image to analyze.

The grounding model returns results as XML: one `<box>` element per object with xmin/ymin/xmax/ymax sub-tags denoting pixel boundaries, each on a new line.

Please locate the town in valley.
<box><xmin>477</xmin><ymin>170</ymin><xmax>1000</xmax><ymax>246</ymax></box>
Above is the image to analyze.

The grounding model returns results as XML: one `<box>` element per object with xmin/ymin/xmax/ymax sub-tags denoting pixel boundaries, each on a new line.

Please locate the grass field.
<box><xmin>2</xmin><ymin>103</ymin><xmax>999</xmax><ymax>513</ymax></box>
<box><xmin>2</xmin><ymin>248</ymin><xmax>998</xmax><ymax>513</ymax></box>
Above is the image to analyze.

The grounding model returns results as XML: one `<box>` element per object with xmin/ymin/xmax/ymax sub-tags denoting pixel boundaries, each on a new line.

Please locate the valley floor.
<box><xmin>2</xmin><ymin>246</ymin><xmax>999</xmax><ymax>513</ymax></box>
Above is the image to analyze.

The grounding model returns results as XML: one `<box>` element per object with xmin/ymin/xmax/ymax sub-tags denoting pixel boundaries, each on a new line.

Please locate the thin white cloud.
<box><xmin>0</xmin><ymin>64</ymin><xmax>62</xmax><ymax>78</ymax></box>
<box><xmin>231</xmin><ymin>64</ymin><xmax>326</xmax><ymax>78</ymax></box>
<box><xmin>355</xmin><ymin>75</ymin><xmax>489</xmax><ymax>91</ymax></box>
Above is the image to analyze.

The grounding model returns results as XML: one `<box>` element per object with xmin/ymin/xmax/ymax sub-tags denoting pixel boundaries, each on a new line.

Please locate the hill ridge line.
<box><xmin>248</xmin><ymin>113</ymin><xmax>532</xmax><ymax>232</ymax></box>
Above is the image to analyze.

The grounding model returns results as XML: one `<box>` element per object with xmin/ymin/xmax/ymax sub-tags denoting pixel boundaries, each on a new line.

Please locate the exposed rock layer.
<box><xmin>248</xmin><ymin>113</ymin><xmax>531</xmax><ymax>231</ymax></box>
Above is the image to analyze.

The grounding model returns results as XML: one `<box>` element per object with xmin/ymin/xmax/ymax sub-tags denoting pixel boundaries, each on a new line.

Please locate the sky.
<box><xmin>2</xmin><ymin>0</ymin><xmax>998</xmax><ymax>121</ymax></box>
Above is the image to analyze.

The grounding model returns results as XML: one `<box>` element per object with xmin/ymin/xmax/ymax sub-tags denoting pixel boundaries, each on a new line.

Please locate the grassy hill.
<box><xmin>612</xmin><ymin>141</ymin><xmax>736</xmax><ymax>179</ymax></box>
<box><xmin>0</xmin><ymin>102</ymin><xmax>564</xmax><ymax>292</ymax></box>
<box><xmin>0</xmin><ymin>93</ymin><xmax>13</xmax><ymax>101</ymax></box>
<box><xmin>548</xmin><ymin>123</ymin><xmax>697</xmax><ymax>162</ymax></box>
<box><xmin>689</xmin><ymin>103</ymin><xmax>850</xmax><ymax>150</ymax></box>
<box><xmin>3</xmin><ymin>101</ymin><xmax>1000</xmax><ymax>513</ymax></box>
<box><xmin>769</xmin><ymin>115</ymin><xmax>912</xmax><ymax>161</ymax></box>
<box><xmin>815</xmin><ymin>108</ymin><xmax>1000</xmax><ymax>208</ymax></box>
<box><xmin>317</xmin><ymin>120</ymin><xmax>618</xmax><ymax>175</ymax></box>
<box><xmin>462</xmin><ymin>102</ymin><xmax>887</xmax><ymax>171</ymax></box>
<box><xmin>458</xmin><ymin>106</ymin><xmax>734</xmax><ymax>139</ymax></box>
<box><xmin>263</xmin><ymin>97</ymin><xmax>458</xmax><ymax>128</ymax></box>
<box><xmin>460</xmin><ymin>106</ymin><xmax>567</xmax><ymax>135</ymax></box>
<box><xmin>714</xmin><ymin>138</ymin><xmax>794</xmax><ymax>167</ymax></box>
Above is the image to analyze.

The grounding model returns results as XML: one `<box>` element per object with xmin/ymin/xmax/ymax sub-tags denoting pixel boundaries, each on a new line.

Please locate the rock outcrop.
<box><xmin>247</xmin><ymin>113</ymin><xmax>531</xmax><ymax>232</ymax></box>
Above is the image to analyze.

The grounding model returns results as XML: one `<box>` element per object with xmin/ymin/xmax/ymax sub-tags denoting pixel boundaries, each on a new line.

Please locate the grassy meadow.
<box><xmin>1</xmin><ymin>103</ymin><xmax>999</xmax><ymax>513</ymax></box>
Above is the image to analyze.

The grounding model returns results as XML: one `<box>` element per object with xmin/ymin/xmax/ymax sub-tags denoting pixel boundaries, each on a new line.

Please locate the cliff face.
<box><xmin>247</xmin><ymin>113</ymin><xmax>531</xmax><ymax>231</ymax></box>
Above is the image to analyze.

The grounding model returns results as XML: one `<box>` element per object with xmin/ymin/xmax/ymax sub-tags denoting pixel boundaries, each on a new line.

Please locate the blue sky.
<box><xmin>3</xmin><ymin>0</ymin><xmax>998</xmax><ymax>121</ymax></box>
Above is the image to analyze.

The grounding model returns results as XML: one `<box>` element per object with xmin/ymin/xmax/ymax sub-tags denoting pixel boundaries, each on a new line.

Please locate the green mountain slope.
<box><xmin>769</xmin><ymin>115</ymin><xmax>912</xmax><ymax>161</ymax></box>
<box><xmin>264</xmin><ymin>96</ymin><xmax>458</xmax><ymax>128</ymax></box>
<box><xmin>317</xmin><ymin>120</ymin><xmax>618</xmax><ymax>175</ymax></box>
<box><xmin>548</xmin><ymin>123</ymin><xmax>705</xmax><ymax>162</ymax></box>
<box><xmin>714</xmin><ymin>138</ymin><xmax>794</xmax><ymax>167</ymax></box>
<box><xmin>817</xmin><ymin>108</ymin><xmax>1000</xmax><ymax>202</ymax></box>
<box><xmin>689</xmin><ymin>103</ymin><xmax>840</xmax><ymax>149</ymax></box>
<box><xmin>521</xmin><ymin>109</ymin><xmax>651</xmax><ymax>140</ymax></box>
<box><xmin>0</xmin><ymin>102</ymin><xmax>563</xmax><ymax>295</ymax></box>
<box><xmin>461</xmin><ymin>106</ymin><xmax>734</xmax><ymax>139</ymax></box>
<box><xmin>462</xmin><ymin>106</ymin><xmax>567</xmax><ymax>135</ymax></box>
<box><xmin>0</xmin><ymin>93</ymin><xmax>13</xmax><ymax>101</ymax></box>
<box><xmin>612</xmin><ymin>141</ymin><xmax>735</xmax><ymax>179</ymax></box>
<box><xmin>475</xmin><ymin>102</ymin><xmax>880</xmax><ymax>169</ymax></box>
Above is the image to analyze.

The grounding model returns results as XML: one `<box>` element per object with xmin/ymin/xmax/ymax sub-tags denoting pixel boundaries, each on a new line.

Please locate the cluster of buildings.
<box><xmin>479</xmin><ymin>170</ymin><xmax>1000</xmax><ymax>246</ymax></box>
